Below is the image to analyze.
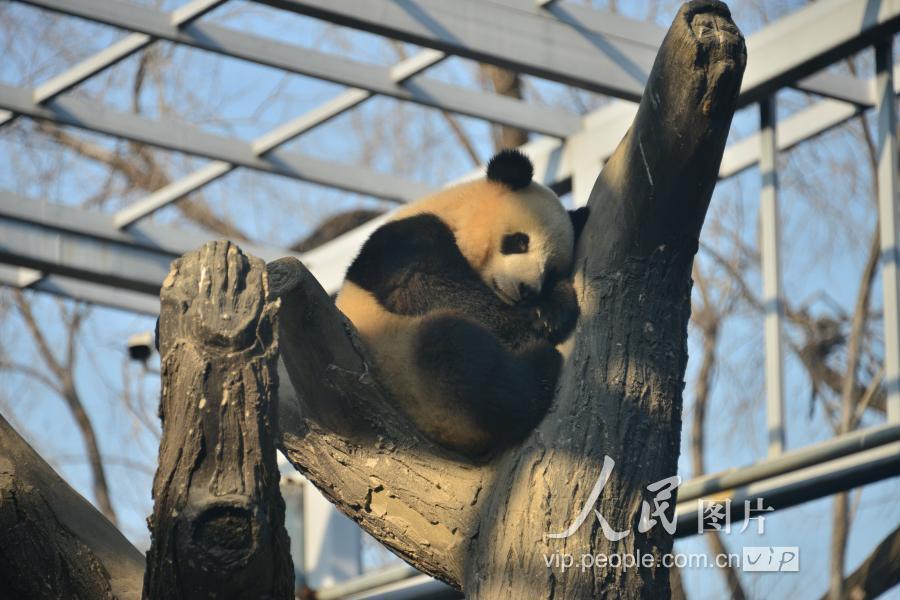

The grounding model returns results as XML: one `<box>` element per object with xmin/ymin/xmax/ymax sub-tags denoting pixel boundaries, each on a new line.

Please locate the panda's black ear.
<box><xmin>569</xmin><ymin>206</ymin><xmax>589</xmax><ymax>240</ymax></box>
<box><xmin>486</xmin><ymin>149</ymin><xmax>533</xmax><ymax>191</ymax></box>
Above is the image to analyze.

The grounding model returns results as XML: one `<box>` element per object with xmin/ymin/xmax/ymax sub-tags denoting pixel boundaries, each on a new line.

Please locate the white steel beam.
<box><xmin>679</xmin><ymin>422</ymin><xmax>900</xmax><ymax>502</ymax></box>
<box><xmin>114</xmin><ymin>50</ymin><xmax>446</xmax><ymax>228</ymax></box>
<box><xmin>18</xmin><ymin>0</ymin><xmax>581</xmax><ymax>138</ymax></box>
<box><xmin>720</xmin><ymin>99</ymin><xmax>860</xmax><ymax>178</ymax></box>
<box><xmin>258</xmin><ymin>0</ymin><xmax>656</xmax><ymax>100</ymax></box>
<box><xmin>24</xmin><ymin>0</ymin><xmax>886</xmax><ymax>112</ymax></box>
<box><xmin>760</xmin><ymin>95</ymin><xmax>786</xmax><ymax>456</ymax></box>
<box><xmin>538</xmin><ymin>0</ymin><xmax>875</xmax><ymax>107</ymax></box>
<box><xmin>876</xmin><ymin>40</ymin><xmax>900</xmax><ymax>423</ymax></box>
<box><xmin>0</xmin><ymin>83</ymin><xmax>434</xmax><ymax>203</ymax></box>
<box><xmin>740</xmin><ymin>0</ymin><xmax>900</xmax><ymax>106</ymax></box>
<box><xmin>0</xmin><ymin>0</ymin><xmax>228</xmax><ymax>128</ymax></box>
<box><xmin>34</xmin><ymin>1</ymin><xmax>223</xmax><ymax>104</ymax></box>
<box><xmin>794</xmin><ymin>70</ymin><xmax>875</xmax><ymax>107</ymax></box>
<box><xmin>0</xmin><ymin>204</ymin><xmax>173</xmax><ymax>295</ymax></box>
<box><xmin>19</xmin><ymin>0</ymin><xmax>891</xmax><ymax>120</ymax></box>
<box><xmin>263</xmin><ymin>0</ymin><xmax>900</xmax><ymax>109</ymax></box>
<box><xmin>674</xmin><ymin>441</ymin><xmax>900</xmax><ymax>536</ymax></box>
<box><xmin>0</xmin><ymin>190</ymin><xmax>323</xmax><ymax>294</ymax></box>
<box><xmin>0</xmin><ymin>265</ymin><xmax>159</xmax><ymax>315</ymax></box>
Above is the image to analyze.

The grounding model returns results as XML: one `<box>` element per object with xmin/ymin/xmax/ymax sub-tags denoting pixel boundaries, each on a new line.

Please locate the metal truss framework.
<box><xmin>3</xmin><ymin>0</ymin><xmax>900</xmax><ymax>594</ymax></box>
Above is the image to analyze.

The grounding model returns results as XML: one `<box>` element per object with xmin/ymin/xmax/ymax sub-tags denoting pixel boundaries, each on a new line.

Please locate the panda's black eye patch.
<box><xmin>501</xmin><ymin>232</ymin><xmax>529</xmax><ymax>254</ymax></box>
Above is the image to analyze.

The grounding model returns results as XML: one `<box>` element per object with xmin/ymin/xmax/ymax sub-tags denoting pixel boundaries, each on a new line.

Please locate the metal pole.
<box><xmin>674</xmin><ymin>441</ymin><xmax>900</xmax><ymax>537</ymax></box>
<box><xmin>760</xmin><ymin>95</ymin><xmax>786</xmax><ymax>454</ymax></box>
<box><xmin>678</xmin><ymin>422</ymin><xmax>900</xmax><ymax>501</ymax></box>
<box><xmin>876</xmin><ymin>39</ymin><xmax>900</xmax><ymax>423</ymax></box>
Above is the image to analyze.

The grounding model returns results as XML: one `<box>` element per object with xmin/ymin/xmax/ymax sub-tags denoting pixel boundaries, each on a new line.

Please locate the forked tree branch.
<box><xmin>273</xmin><ymin>2</ymin><xmax>745</xmax><ymax>597</ymax></box>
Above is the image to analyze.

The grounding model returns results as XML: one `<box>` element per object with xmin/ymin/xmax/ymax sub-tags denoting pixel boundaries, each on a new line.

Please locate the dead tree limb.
<box><xmin>0</xmin><ymin>413</ymin><xmax>144</xmax><ymax>600</ymax></box>
<box><xmin>272</xmin><ymin>2</ymin><xmax>745</xmax><ymax>597</ymax></box>
<box><xmin>144</xmin><ymin>241</ymin><xmax>294</xmax><ymax>599</ymax></box>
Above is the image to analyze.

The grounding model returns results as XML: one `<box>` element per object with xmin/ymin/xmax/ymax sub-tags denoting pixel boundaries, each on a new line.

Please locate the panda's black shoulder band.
<box><xmin>486</xmin><ymin>149</ymin><xmax>533</xmax><ymax>191</ymax></box>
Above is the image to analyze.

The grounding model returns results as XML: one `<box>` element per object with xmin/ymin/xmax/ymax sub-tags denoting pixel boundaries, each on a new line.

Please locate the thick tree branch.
<box><xmin>270</xmin><ymin>257</ymin><xmax>485</xmax><ymax>588</ymax></box>
<box><xmin>0</xmin><ymin>413</ymin><xmax>144</xmax><ymax>600</ymax></box>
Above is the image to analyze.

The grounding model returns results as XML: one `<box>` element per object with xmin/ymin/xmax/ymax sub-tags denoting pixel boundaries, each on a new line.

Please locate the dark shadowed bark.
<box><xmin>0</xmin><ymin>413</ymin><xmax>144</xmax><ymax>600</ymax></box>
<box><xmin>143</xmin><ymin>241</ymin><xmax>294</xmax><ymax>599</ymax></box>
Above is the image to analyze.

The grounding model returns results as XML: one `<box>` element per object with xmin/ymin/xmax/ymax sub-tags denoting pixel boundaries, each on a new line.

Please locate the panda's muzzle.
<box><xmin>518</xmin><ymin>283</ymin><xmax>539</xmax><ymax>304</ymax></box>
<box><xmin>491</xmin><ymin>278</ymin><xmax>540</xmax><ymax>306</ymax></box>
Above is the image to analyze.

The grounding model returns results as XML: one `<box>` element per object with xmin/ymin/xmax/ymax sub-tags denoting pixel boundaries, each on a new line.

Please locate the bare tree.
<box><xmin>689</xmin><ymin>266</ymin><xmax>747</xmax><ymax>599</ymax></box>
<box><xmin>2</xmin><ymin>292</ymin><xmax>117</xmax><ymax>525</ymax></box>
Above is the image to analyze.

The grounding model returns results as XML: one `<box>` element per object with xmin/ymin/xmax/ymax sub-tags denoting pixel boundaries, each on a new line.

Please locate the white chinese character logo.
<box><xmin>741</xmin><ymin>498</ymin><xmax>774</xmax><ymax>534</ymax></box>
<box><xmin>698</xmin><ymin>499</ymin><xmax>731</xmax><ymax>534</ymax></box>
<box><xmin>548</xmin><ymin>456</ymin><xmax>681</xmax><ymax>541</ymax></box>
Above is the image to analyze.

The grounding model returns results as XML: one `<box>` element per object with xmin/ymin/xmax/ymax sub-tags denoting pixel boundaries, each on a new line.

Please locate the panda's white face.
<box><xmin>388</xmin><ymin>172</ymin><xmax>578</xmax><ymax>307</ymax></box>
<box><xmin>479</xmin><ymin>184</ymin><xmax>575</xmax><ymax>306</ymax></box>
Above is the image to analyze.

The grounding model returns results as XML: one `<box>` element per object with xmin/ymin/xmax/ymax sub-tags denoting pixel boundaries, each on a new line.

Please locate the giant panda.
<box><xmin>336</xmin><ymin>149</ymin><xmax>588</xmax><ymax>456</ymax></box>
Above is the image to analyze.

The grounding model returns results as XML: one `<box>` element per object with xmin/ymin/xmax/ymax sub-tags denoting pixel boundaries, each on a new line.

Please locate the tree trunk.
<box><xmin>470</xmin><ymin>1</ymin><xmax>743</xmax><ymax>591</ymax></box>
<box><xmin>273</xmin><ymin>1</ymin><xmax>745</xmax><ymax>598</ymax></box>
<box><xmin>143</xmin><ymin>240</ymin><xmax>294</xmax><ymax>599</ymax></box>
<box><xmin>0</xmin><ymin>413</ymin><xmax>144</xmax><ymax>599</ymax></box>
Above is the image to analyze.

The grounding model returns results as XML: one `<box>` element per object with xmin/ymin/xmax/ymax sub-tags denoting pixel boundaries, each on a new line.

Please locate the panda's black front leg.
<box><xmin>534</xmin><ymin>275</ymin><xmax>580</xmax><ymax>345</ymax></box>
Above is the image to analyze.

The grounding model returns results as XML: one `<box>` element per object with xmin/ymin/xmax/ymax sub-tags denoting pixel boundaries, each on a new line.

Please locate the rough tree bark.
<box><xmin>273</xmin><ymin>2</ymin><xmax>746</xmax><ymax>598</ymax></box>
<box><xmin>143</xmin><ymin>241</ymin><xmax>294</xmax><ymax>599</ymax></box>
<box><xmin>0</xmin><ymin>413</ymin><xmax>144</xmax><ymax>599</ymax></box>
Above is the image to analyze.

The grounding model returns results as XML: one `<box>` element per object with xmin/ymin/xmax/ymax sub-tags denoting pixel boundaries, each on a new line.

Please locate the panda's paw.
<box><xmin>536</xmin><ymin>278</ymin><xmax>580</xmax><ymax>344</ymax></box>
